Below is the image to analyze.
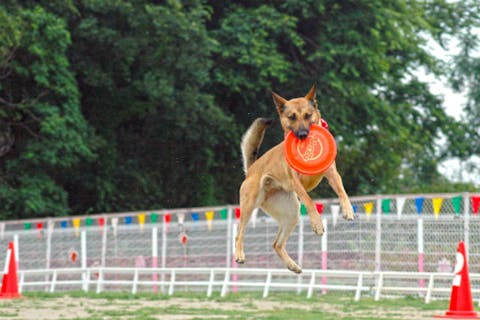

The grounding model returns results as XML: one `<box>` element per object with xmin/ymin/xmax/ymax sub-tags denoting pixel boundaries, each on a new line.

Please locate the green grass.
<box><xmin>0</xmin><ymin>291</ymin><xmax>449</xmax><ymax>320</ymax></box>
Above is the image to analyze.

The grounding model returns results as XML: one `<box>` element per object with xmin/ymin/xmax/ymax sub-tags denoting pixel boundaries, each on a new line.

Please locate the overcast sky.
<box><xmin>420</xmin><ymin>36</ymin><xmax>479</xmax><ymax>186</ymax></box>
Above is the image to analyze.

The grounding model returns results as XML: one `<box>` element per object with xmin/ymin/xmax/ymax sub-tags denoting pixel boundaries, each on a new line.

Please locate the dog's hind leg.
<box><xmin>262</xmin><ymin>191</ymin><xmax>302</xmax><ymax>274</ymax></box>
<box><xmin>235</xmin><ymin>178</ymin><xmax>259</xmax><ymax>264</ymax></box>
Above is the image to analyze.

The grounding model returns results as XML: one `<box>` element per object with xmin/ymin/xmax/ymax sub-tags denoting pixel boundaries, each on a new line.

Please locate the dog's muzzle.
<box><xmin>295</xmin><ymin>129</ymin><xmax>309</xmax><ymax>140</ymax></box>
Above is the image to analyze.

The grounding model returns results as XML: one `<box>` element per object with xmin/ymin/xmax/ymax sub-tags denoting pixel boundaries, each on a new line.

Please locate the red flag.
<box><xmin>164</xmin><ymin>213</ymin><xmax>171</xmax><ymax>224</ymax></box>
<box><xmin>315</xmin><ymin>203</ymin><xmax>324</xmax><ymax>214</ymax></box>
<box><xmin>472</xmin><ymin>196</ymin><xmax>480</xmax><ymax>215</ymax></box>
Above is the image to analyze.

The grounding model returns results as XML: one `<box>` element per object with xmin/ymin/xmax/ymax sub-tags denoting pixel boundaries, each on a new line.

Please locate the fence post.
<box><xmin>101</xmin><ymin>217</ymin><xmax>107</xmax><ymax>268</ymax></box>
<box><xmin>464</xmin><ymin>192</ymin><xmax>470</xmax><ymax>253</ymax></box>
<box><xmin>226</xmin><ymin>206</ymin><xmax>233</xmax><ymax>268</ymax></box>
<box><xmin>375</xmin><ymin>197</ymin><xmax>382</xmax><ymax>272</ymax></box>
<box><xmin>152</xmin><ymin>226</ymin><xmax>158</xmax><ymax>293</ymax></box>
<box><xmin>13</xmin><ymin>234</ymin><xmax>19</xmax><ymax>270</ymax></box>
<box><xmin>321</xmin><ymin>217</ymin><xmax>328</xmax><ymax>294</ymax></box>
<box><xmin>81</xmin><ymin>230</ymin><xmax>88</xmax><ymax>292</ymax></box>
<box><xmin>45</xmin><ymin>220</ymin><xmax>53</xmax><ymax>292</ymax></box>
<box><xmin>297</xmin><ymin>216</ymin><xmax>304</xmax><ymax>294</ymax></box>
<box><xmin>298</xmin><ymin>216</ymin><xmax>304</xmax><ymax>268</ymax></box>
<box><xmin>231</xmin><ymin>207</ymin><xmax>238</xmax><ymax>293</ymax></box>
<box><xmin>161</xmin><ymin>216</ymin><xmax>167</xmax><ymax>293</ymax></box>
<box><xmin>46</xmin><ymin>220</ymin><xmax>52</xmax><ymax>270</ymax></box>
<box><xmin>417</xmin><ymin>216</ymin><xmax>424</xmax><ymax>289</ymax></box>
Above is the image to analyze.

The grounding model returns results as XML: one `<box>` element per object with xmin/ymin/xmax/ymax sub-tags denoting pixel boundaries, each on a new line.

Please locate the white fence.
<box><xmin>5</xmin><ymin>267</ymin><xmax>480</xmax><ymax>303</ymax></box>
<box><xmin>1</xmin><ymin>192</ymin><xmax>480</xmax><ymax>298</ymax></box>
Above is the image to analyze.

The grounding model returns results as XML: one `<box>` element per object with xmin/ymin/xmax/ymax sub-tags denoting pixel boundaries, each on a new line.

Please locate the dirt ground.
<box><xmin>0</xmin><ymin>294</ymin><xmax>446</xmax><ymax>320</ymax></box>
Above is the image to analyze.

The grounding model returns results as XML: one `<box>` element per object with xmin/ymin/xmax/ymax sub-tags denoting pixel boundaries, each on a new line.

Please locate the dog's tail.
<box><xmin>241</xmin><ymin>117</ymin><xmax>273</xmax><ymax>174</ymax></box>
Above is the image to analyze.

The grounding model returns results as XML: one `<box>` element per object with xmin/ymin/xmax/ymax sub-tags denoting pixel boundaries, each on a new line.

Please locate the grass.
<box><xmin>0</xmin><ymin>291</ymin><xmax>450</xmax><ymax>320</ymax></box>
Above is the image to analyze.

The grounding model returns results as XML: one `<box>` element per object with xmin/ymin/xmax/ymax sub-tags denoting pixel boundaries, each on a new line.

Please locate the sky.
<box><xmin>420</xmin><ymin>37</ymin><xmax>480</xmax><ymax>186</ymax></box>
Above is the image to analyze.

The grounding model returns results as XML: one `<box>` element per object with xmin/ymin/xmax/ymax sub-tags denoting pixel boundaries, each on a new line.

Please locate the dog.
<box><xmin>235</xmin><ymin>85</ymin><xmax>355</xmax><ymax>274</ymax></box>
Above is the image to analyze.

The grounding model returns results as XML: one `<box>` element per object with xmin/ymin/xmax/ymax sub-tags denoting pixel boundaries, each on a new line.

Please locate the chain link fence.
<box><xmin>1</xmin><ymin>192</ymin><xmax>480</xmax><ymax>295</ymax></box>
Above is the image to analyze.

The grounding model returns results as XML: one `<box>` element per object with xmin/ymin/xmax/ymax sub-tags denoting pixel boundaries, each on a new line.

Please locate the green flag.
<box><xmin>300</xmin><ymin>203</ymin><xmax>307</xmax><ymax>215</ymax></box>
<box><xmin>452</xmin><ymin>196</ymin><xmax>462</xmax><ymax>215</ymax></box>
<box><xmin>382</xmin><ymin>198</ymin><xmax>391</xmax><ymax>214</ymax></box>
<box><xmin>219</xmin><ymin>208</ymin><xmax>228</xmax><ymax>220</ymax></box>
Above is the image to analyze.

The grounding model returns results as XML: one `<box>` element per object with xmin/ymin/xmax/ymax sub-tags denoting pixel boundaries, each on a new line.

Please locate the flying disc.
<box><xmin>284</xmin><ymin>124</ymin><xmax>337</xmax><ymax>175</ymax></box>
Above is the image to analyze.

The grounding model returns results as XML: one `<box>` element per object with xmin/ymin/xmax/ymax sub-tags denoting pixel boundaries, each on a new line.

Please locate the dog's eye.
<box><xmin>288</xmin><ymin>114</ymin><xmax>296</xmax><ymax>121</ymax></box>
<box><xmin>304</xmin><ymin>113</ymin><xmax>312</xmax><ymax>120</ymax></box>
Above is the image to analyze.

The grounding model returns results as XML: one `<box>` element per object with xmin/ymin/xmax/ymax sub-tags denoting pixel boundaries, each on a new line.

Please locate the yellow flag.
<box><xmin>138</xmin><ymin>213</ymin><xmax>146</xmax><ymax>230</ymax></box>
<box><xmin>205</xmin><ymin>211</ymin><xmax>214</xmax><ymax>231</ymax></box>
<box><xmin>364</xmin><ymin>202</ymin><xmax>374</xmax><ymax>219</ymax></box>
<box><xmin>73</xmin><ymin>218</ymin><xmax>81</xmax><ymax>237</ymax></box>
<box><xmin>433</xmin><ymin>198</ymin><xmax>443</xmax><ymax>219</ymax></box>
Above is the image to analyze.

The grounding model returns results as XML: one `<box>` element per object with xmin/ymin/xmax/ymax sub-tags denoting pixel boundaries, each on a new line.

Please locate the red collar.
<box><xmin>319</xmin><ymin>118</ymin><xmax>329</xmax><ymax>130</ymax></box>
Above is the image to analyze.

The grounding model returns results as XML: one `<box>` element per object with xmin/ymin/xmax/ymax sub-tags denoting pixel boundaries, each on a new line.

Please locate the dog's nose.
<box><xmin>296</xmin><ymin>129</ymin><xmax>309</xmax><ymax>140</ymax></box>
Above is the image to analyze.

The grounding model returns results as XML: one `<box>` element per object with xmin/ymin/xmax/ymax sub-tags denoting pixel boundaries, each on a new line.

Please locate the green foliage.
<box><xmin>0</xmin><ymin>4</ymin><xmax>96</xmax><ymax>219</ymax></box>
<box><xmin>0</xmin><ymin>0</ymin><xmax>478</xmax><ymax>219</ymax></box>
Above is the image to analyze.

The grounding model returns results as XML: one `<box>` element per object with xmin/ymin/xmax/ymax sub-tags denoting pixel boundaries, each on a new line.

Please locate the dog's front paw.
<box><xmin>343</xmin><ymin>207</ymin><xmax>355</xmax><ymax>221</ymax></box>
<box><xmin>310</xmin><ymin>220</ymin><xmax>324</xmax><ymax>236</ymax></box>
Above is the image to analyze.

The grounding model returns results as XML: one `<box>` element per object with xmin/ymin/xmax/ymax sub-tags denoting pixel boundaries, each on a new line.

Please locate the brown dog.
<box><xmin>235</xmin><ymin>85</ymin><xmax>355</xmax><ymax>274</ymax></box>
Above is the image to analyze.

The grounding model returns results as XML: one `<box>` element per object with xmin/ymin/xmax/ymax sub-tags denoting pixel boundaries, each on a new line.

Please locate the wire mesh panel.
<box><xmin>0</xmin><ymin>193</ymin><xmax>479</xmax><ymax>287</ymax></box>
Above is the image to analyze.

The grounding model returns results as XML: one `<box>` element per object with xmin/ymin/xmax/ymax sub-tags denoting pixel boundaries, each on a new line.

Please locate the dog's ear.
<box><xmin>305</xmin><ymin>84</ymin><xmax>316</xmax><ymax>102</ymax></box>
<box><xmin>272</xmin><ymin>91</ymin><xmax>287</xmax><ymax>113</ymax></box>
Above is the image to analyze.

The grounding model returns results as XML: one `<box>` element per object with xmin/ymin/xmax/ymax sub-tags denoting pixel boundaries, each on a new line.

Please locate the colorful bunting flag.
<box><xmin>191</xmin><ymin>212</ymin><xmax>199</xmax><ymax>222</ymax></box>
<box><xmin>396</xmin><ymin>197</ymin><xmax>406</xmax><ymax>219</ymax></box>
<box><xmin>316</xmin><ymin>203</ymin><xmax>324</xmax><ymax>214</ymax></box>
<box><xmin>300</xmin><ymin>203</ymin><xmax>307</xmax><ymax>215</ymax></box>
<box><xmin>451</xmin><ymin>195</ymin><xmax>462</xmax><ymax>216</ymax></box>
<box><xmin>234</xmin><ymin>207</ymin><xmax>241</xmax><ymax>220</ymax></box>
<box><xmin>111</xmin><ymin>217</ymin><xmax>119</xmax><ymax>237</ymax></box>
<box><xmin>151</xmin><ymin>212</ymin><xmax>159</xmax><ymax>223</ymax></box>
<box><xmin>163</xmin><ymin>213</ymin><xmax>172</xmax><ymax>232</ymax></box>
<box><xmin>472</xmin><ymin>196</ymin><xmax>480</xmax><ymax>215</ymax></box>
<box><xmin>352</xmin><ymin>205</ymin><xmax>357</xmax><ymax>214</ymax></box>
<box><xmin>219</xmin><ymin>208</ymin><xmax>228</xmax><ymax>220</ymax></box>
<box><xmin>381</xmin><ymin>198</ymin><xmax>391</xmax><ymax>214</ymax></box>
<box><xmin>125</xmin><ymin>216</ymin><xmax>132</xmax><ymax>225</ymax></box>
<box><xmin>331</xmin><ymin>205</ymin><xmax>340</xmax><ymax>226</ymax></box>
<box><xmin>60</xmin><ymin>220</ymin><xmax>68</xmax><ymax>228</ymax></box>
<box><xmin>364</xmin><ymin>202</ymin><xmax>374</xmax><ymax>220</ymax></box>
<box><xmin>36</xmin><ymin>222</ymin><xmax>43</xmax><ymax>239</ymax></box>
<box><xmin>73</xmin><ymin>218</ymin><xmax>81</xmax><ymax>237</ymax></box>
<box><xmin>24</xmin><ymin>222</ymin><xmax>32</xmax><ymax>230</ymax></box>
<box><xmin>177</xmin><ymin>213</ymin><xmax>185</xmax><ymax>224</ymax></box>
<box><xmin>138</xmin><ymin>213</ymin><xmax>145</xmax><ymax>230</ymax></box>
<box><xmin>86</xmin><ymin>217</ymin><xmax>93</xmax><ymax>227</ymax></box>
<box><xmin>98</xmin><ymin>217</ymin><xmax>105</xmax><ymax>228</ymax></box>
<box><xmin>205</xmin><ymin>211</ymin><xmax>214</xmax><ymax>231</ymax></box>
<box><xmin>432</xmin><ymin>198</ymin><xmax>443</xmax><ymax>219</ymax></box>
<box><xmin>415</xmin><ymin>197</ymin><xmax>424</xmax><ymax>215</ymax></box>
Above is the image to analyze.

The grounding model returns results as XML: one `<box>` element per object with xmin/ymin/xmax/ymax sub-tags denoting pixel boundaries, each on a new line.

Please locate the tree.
<box><xmin>0</xmin><ymin>3</ymin><xmax>96</xmax><ymax>219</ymax></box>
<box><xmin>447</xmin><ymin>0</ymin><xmax>480</xmax><ymax>181</ymax></box>
<box><xmin>0</xmin><ymin>0</ymin><xmax>478</xmax><ymax>220</ymax></box>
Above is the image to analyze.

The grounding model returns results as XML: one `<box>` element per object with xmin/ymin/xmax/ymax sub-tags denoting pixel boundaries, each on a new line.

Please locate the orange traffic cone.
<box><xmin>435</xmin><ymin>241</ymin><xmax>480</xmax><ymax>319</ymax></box>
<box><xmin>0</xmin><ymin>241</ymin><xmax>21</xmax><ymax>299</ymax></box>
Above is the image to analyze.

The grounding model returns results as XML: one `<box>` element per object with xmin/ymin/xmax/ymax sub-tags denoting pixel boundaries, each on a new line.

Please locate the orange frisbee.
<box><xmin>284</xmin><ymin>124</ymin><xmax>337</xmax><ymax>175</ymax></box>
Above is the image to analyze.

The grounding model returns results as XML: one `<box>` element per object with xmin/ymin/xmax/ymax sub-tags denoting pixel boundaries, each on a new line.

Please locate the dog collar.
<box><xmin>319</xmin><ymin>119</ymin><xmax>329</xmax><ymax>131</ymax></box>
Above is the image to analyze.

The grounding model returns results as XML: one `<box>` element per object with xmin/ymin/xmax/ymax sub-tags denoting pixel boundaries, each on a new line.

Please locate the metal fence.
<box><xmin>1</xmin><ymin>193</ymin><xmax>480</xmax><ymax>289</ymax></box>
